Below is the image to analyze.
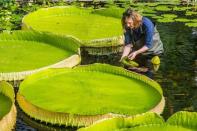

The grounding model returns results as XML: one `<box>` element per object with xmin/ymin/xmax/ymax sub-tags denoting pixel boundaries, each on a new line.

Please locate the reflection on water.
<box><xmin>15</xmin><ymin>13</ymin><xmax>197</xmax><ymax>131</ymax></box>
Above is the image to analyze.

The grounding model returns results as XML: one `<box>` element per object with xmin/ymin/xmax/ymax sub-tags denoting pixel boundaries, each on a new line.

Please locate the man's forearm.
<box><xmin>135</xmin><ymin>45</ymin><xmax>149</xmax><ymax>55</ymax></box>
<box><xmin>121</xmin><ymin>44</ymin><xmax>132</xmax><ymax>59</ymax></box>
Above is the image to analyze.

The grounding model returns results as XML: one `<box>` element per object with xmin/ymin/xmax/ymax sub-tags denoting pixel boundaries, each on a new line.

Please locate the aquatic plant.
<box><xmin>81</xmin><ymin>36</ymin><xmax>124</xmax><ymax>55</ymax></box>
<box><xmin>92</xmin><ymin>6</ymin><xmax>125</xmax><ymax>18</ymax></box>
<box><xmin>161</xmin><ymin>14</ymin><xmax>178</xmax><ymax>18</ymax></box>
<box><xmin>175</xmin><ymin>18</ymin><xmax>191</xmax><ymax>22</ymax></box>
<box><xmin>143</xmin><ymin>13</ymin><xmax>158</xmax><ymax>17</ymax></box>
<box><xmin>156</xmin><ymin>14</ymin><xmax>177</xmax><ymax>23</ymax></box>
<box><xmin>191</xmin><ymin>19</ymin><xmax>197</xmax><ymax>22</ymax></box>
<box><xmin>185</xmin><ymin>22</ymin><xmax>197</xmax><ymax>27</ymax></box>
<box><xmin>173</xmin><ymin>6</ymin><xmax>191</xmax><ymax>11</ymax></box>
<box><xmin>157</xmin><ymin>18</ymin><xmax>175</xmax><ymax>23</ymax></box>
<box><xmin>0</xmin><ymin>81</ymin><xmax>16</xmax><ymax>131</ymax></box>
<box><xmin>185</xmin><ymin>11</ymin><xmax>197</xmax><ymax>16</ymax></box>
<box><xmin>151</xmin><ymin>56</ymin><xmax>160</xmax><ymax>65</ymax></box>
<box><xmin>22</xmin><ymin>6</ymin><xmax>122</xmax><ymax>44</ymax></box>
<box><xmin>0</xmin><ymin>31</ymin><xmax>80</xmax><ymax>81</ymax></box>
<box><xmin>152</xmin><ymin>15</ymin><xmax>163</xmax><ymax>19</ymax></box>
<box><xmin>121</xmin><ymin>56</ymin><xmax>139</xmax><ymax>67</ymax></box>
<box><xmin>155</xmin><ymin>5</ymin><xmax>172</xmax><ymax>11</ymax></box>
<box><xmin>17</xmin><ymin>63</ymin><xmax>164</xmax><ymax>127</ymax></box>
<box><xmin>78</xmin><ymin>111</ymin><xmax>197</xmax><ymax>131</ymax></box>
<box><xmin>131</xmin><ymin>4</ymin><xmax>156</xmax><ymax>14</ymax></box>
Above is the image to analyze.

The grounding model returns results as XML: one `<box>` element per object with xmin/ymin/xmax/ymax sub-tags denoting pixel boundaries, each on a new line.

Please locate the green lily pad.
<box><xmin>0</xmin><ymin>31</ymin><xmax>80</xmax><ymax>80</ymax></box>
<box><xmin>157</xmin><ymin>18</ymin><xmax>175</xmax><ymax>23</ymax></box>
<box><xmin>185</xmin><ymin>22</ymin><xmax>197</xmax><ymax>27</ymax></box>
<box><xmin>152</xmin><ymin>15</ymin><xmax>163</xmax><ymax>19</ymax></box>
<box><xmin>22</xmin><ymin>6</ymin><xmax>122</xmax><ymax>43</ymax></box>
<box><xmin>0</xmin><ymin>94</ymin><xmax>12</xmax><ymax>119</ymax></box>
<box><xmin>0</xmin><ymin>81</ymin><xmax>16</xmax><ymax>131</ymax></box>
<box><xmin>161</xmin><ymin>14</ymin><xmax>177</xmax><ymax>19</ymax></box>
<box><xmin>190</xmin><ymin>19</ymin><xmax>197</xmax><ymax>22</ymax></box>
<box><xmin>173</xmin><ymin>6</ymin><xmax>191</xmax><ymax>11</ymax></box>
<box><xmin>92</xmin><ymin>6</ymin><xmax>125</xmax><ymax>19</ymax></box>
<box><xmin>121</xmin><ymin>57</ymin><xmax>139</xmax><ymax>67</ymax></box>
<box><xmin>143</xmin><ymin>13</ymin><xmax>158</xmax><ymax>17</ymax></box>
<box><xmin>79</xmin><ymin>111</ymin><xmax>197</xmax><ymax>131</ymax></box>
<box><xmin>175</xmin><ymin>18</ymin><xmax>191</xmax><ymax>22</ymax></box>
<box><xmin>155</xmin><ymin>5</ymin><xmax>172</xmax><ymax>11</ymax></box>
<box><xmin>185</xmin><ymin>11</ymin><xmax>197</xmax><ymax>16</ymax></box>
<box><xmin>17</xmin><ymin>63</ymin><xmax>164</xmax><ymax>126</ymax></box>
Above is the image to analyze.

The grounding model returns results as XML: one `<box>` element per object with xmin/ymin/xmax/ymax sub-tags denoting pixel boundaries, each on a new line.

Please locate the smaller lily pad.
<box><xmin>185</xmin><ymin>22</ymin><xmax>197</xmax><ymax>27</ymax></box>
<box><xmin>173</xmin><ymin>6</ymin><xmax>191</xmax><ymax>11</ymax></box>
<box><xmin>185</xmin><ymin>11</ymin><xmax>197</xmax><ymax>16</ymax></box>
<box><xmin>155</xmin><ymin>5</ymin><xmax>172</xmax><ymax>11</ymax></box>
<box><xmin>0</xmin><ymin>94</ymin><xmax>12</xmax><ymax>119</ymax></box>
<box><xmin>161</xmin><ymin>14</ymin><xmax>177</xmax><ymax>19</ymax></box>
<box><xmin>78</xmin><ymin>111</ymin><xmax>197</xmax><ymax>131</ymax></box>
<box><xmin>121</xmin><ymin>57</ymin><xmax>139</xmax><ymax>67</ymax></box>
<box><xmin>157</xmin><ymin>18</ymin><xmax>175</xmax><ymax>23</ymax></box>
<box><xmin>175</xmin><ymin>18</ymin><xmax>191</xmax><ymax>22</ymax></box>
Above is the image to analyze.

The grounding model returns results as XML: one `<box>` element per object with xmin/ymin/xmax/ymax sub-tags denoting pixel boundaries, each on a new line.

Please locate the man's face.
<box><xmin>125</xmin><ymin>17</ymin><xmax>134</xmax><ymax>29</ymax></box>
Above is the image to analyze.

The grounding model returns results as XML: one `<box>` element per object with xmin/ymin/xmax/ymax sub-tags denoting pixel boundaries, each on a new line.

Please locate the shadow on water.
<box><xmin>14</xmin><ymin>13</ymin><xmax>197</xmax><ymax>131</ymax></box>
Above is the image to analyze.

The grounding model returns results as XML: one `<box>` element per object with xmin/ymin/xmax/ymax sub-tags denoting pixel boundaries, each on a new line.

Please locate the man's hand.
<box><xmin>128</xmin><ymin>46</ymin><xmax>149</xmax><ymax>60</ymax></box>
<box><xmin>128</xmin><ymin>51</ymin><xmax>138</xmax><ymax>60</ymax></box>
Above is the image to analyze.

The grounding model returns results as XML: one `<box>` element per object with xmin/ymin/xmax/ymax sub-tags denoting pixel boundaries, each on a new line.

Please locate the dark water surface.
<box><xmin>14</xmin><ymin>16</ymin><xmax>197</xmax><ymax>131</ymax></box>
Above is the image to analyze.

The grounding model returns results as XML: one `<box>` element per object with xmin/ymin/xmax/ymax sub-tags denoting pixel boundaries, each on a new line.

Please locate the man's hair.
<box><xmin>121</xmin><ymin>8</ymin><xmax>142</xmax><ymax>30</ymax></box>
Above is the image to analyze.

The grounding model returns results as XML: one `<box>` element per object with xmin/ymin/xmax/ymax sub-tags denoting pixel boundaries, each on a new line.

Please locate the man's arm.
<box><xmin>120</xmin><ymin>44</ymin><xmax>132</xmax><ymax>61</ymax></box>
<box><xmin>128</xmin><ymin>45</ymin><xmax>149</xmax><ymax>60</ymax></box>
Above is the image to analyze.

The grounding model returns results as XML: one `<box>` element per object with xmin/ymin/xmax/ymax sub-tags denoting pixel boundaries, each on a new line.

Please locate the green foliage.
<box><xmin>0</xmin><ymin>1</ymin><xmax>41</xmax><ymax>32</ymax></box>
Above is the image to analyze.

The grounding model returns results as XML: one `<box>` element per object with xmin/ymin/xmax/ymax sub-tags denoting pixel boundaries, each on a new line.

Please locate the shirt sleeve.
<box><xmin>143</xmin><ymin>18</ymin><xmax>154</xmax><ymax>48</ymax></box>
<box><xmin>124</xmin><ymin>29</ymin><xmax>132</xmax><ymax>45</ymax></box>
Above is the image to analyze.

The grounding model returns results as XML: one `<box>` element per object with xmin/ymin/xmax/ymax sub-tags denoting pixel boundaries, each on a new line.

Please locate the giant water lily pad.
<box><xmin>0</xmin><ymin>94</ymin><xmax>12</xmax><ymax>119</ymax></box>
<box><xmin>0</xmin><ymin>81</ymin><xmax>16</xmax><ymax>131</ymax></box>
<box><xmin>0</xmin><ymin>31</ymin><xmax>80</xmax><ymax>80</ymax></box>
<box><xmin>79</xmin><ymin>111</ymin><xmax>197</xmax><ymax>131</ymax></box>
<box><xmin>22</xmin><ymin>6</ymin><xmax>122</xmax><ymax>46</ymax></box>
<box><xmin>17</xmin><ymin>64</ymin><xmax>164</xmax><ymax>126</ymax></box>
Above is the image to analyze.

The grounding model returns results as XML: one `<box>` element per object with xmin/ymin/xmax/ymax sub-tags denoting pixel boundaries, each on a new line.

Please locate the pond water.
<box><xmin>14</xmin><ymin>6</ymin><xmax>197</xmax><ymax>131</ymax></box>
